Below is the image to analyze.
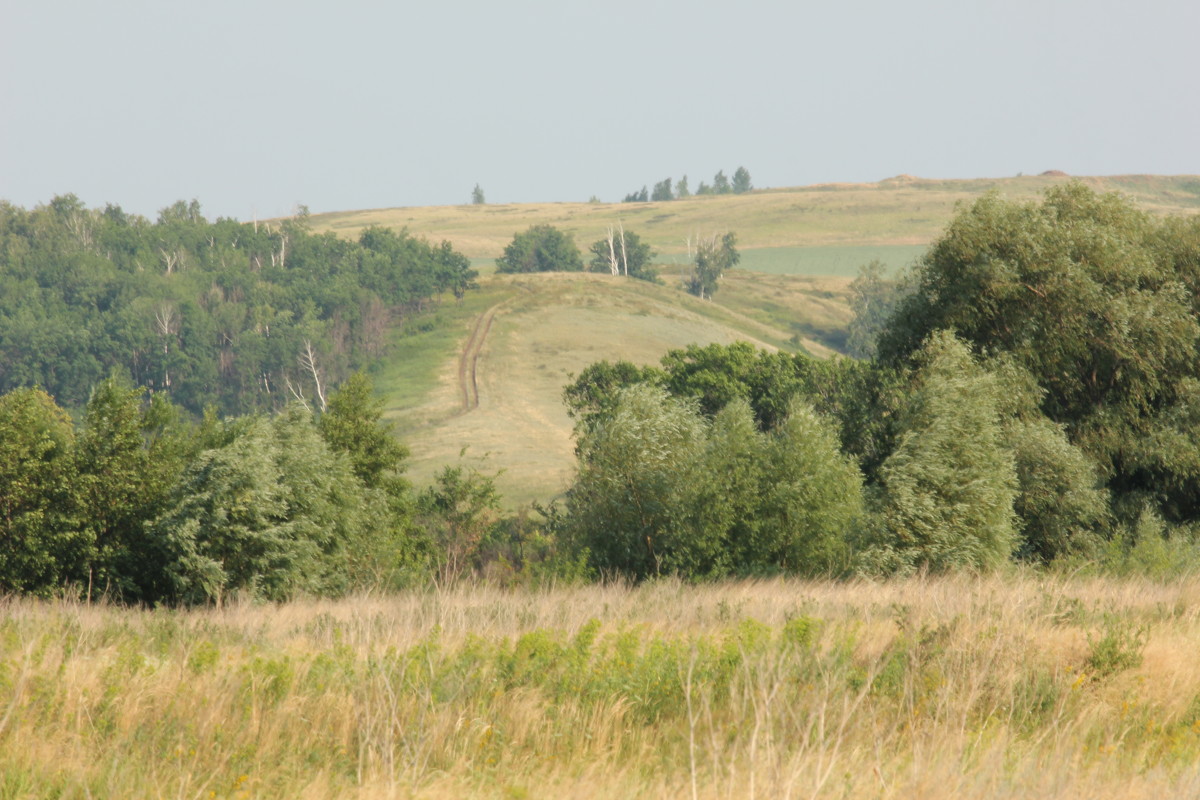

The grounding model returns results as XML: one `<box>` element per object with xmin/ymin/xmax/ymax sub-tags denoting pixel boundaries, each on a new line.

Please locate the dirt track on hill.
<box><xmin>457</xmin><ymin>302</ymin><xmax>503</xmax><ymax>412</ymax></box>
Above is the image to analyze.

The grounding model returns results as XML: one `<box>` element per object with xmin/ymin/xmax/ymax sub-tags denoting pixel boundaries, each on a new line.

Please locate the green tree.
<box><xmin>732</xmin><ymin>167</ymin><xmax>752</xmax><ymax>194</ymax></box>
<box><xmin>471</xmin><ymin>184</ymin><xmax>486</xmax><ymax>205</ymax></box>
<box><xmin>495</xmin><ymin>225</ymin><xmax>584</xmax><ymax>273</ymax></box>
<box><xmin>675</xmin><ymin>175</ymin><xmax>690</xmax><ymax>198</ymax></box>
<box><xmin>651</xmin><ymin>178</ymin><xmax>674</xmax><ymax>202</ymax></box>
<box><xmin>867</xmin><ymin>332</ymin><xmax>1018</xmax><ymax>574</ymax></box>
<box><xmin>74</xmin><ymin>375</ymin><xmax>192</xmax><ymax>600</ymax></box>
<box><xmin>152</xmin><ymin>407</ymin><xmax>366</xmax><ymax>603</ymax></box>
<box><xmin>712</xmin><ymin>170</ymin><xmax>731</xmax><ymax>194</ymax></box>
<box><xmin>567</xmin><ymin>384</ymin><xmax>707</xmax><ymax>579</ymax></box>
<box><xmin>846</xmin><ymin>260</ymin><xmax>906</xmax><ymax>359</ymax></box>
<box><xmin>686</xmin><ymin>232</ymin><xmax>739</xmax><ymax>299</ymax></box>
<box><xmin>587</xmin><ymin>228</ymin><xmax>658</xmax><ymax>281</ymax></box>
<box><xmin>416</xmin><ymin>463</ymin><xmax>501</xmax><ymax>583</ymax></box>
<box><xmin>623</xmin><ymin>187</ymin><xmax>649</xmax><ymax>203</ymax></box>
<box><xmin>0</xmin><ymin>388</ymin><xmax>82</xmax><ymax>595</ymax></box>
<box><xmin>876</xmin><ymin>184</ymin><xmax>1200</xmax><ymax>523</ymax></box>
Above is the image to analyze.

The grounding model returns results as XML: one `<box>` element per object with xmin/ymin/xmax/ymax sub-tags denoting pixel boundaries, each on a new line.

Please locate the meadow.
<box><xmin>6</xmin><ymin>574</ymin><xmax>1200</xmax><ymax>798</ymax></box>
<box><xmin>308</xmin><ymin>174</ymin><xmax>1200</xmax><ymax>262</ymax></box>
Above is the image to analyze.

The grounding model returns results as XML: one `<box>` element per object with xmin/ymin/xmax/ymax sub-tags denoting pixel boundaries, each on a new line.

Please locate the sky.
<box><xmin>2</xmin><ymin>0</ymin><xmax>1198</xmax><ymax>222</ymax></box>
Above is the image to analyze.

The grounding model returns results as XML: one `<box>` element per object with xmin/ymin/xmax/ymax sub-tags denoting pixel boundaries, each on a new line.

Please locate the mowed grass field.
<box><xmin>8</xmin><ymin>574</ymin><xmax>1200</xmax><ymax>799</ymax></box>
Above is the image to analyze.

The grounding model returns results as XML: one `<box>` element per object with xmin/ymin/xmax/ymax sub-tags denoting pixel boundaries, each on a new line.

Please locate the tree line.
<box><xmin>0</xmin><ymin>196</ymin><xmax>477</xmax><ymax>417</ymax></box>
<box><xmin>623</xmin><ymin>167</ymin><xmax>752</xmax><ymax>202</ymax></box>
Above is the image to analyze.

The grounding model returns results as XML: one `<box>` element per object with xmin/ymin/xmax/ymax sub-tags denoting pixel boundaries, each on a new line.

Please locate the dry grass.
<box><xmin>5</xmin><ymin>574</ymin><xmax>1200</xmax><ymax>798</ymax></box>
<box><xmin>307</xmin><ymin>175</ymin><xmax>1200</xmax><ymax>260</ymax></box>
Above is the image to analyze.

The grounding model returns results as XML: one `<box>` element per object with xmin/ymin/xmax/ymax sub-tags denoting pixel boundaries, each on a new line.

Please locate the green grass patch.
<box><xmin>730</xmin><ymin>244</ymin><xmax>926</xmax><ymax>277</ymax></box>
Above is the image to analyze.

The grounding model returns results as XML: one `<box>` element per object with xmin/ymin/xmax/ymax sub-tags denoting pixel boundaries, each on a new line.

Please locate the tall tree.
<box><xmin>732</xmin><ymin>167</ymin><xmax>753</xmax><ymax>194</ymax></box>
<box><xmin>651</xmin><ymin>178</ymin><xmax>674</xmax><ymax>202</ymax></box>
<box><xmin>471</xmin><ymin>184</ymin><xmax>486</xmax><ymax>205</ymax></box>
<box><xmin>867</xmin><ymin>332</ymin><xmax>1018</xmax><ymax>574</ymax></box>
<box><xmin>686</xmin><ymin>232</ymin><xmax>739</xmax><ymax>299</ymax></box>
<box><xmin>0</xmin><ymin>388</ymin><xmax>81</xmax><ymax>595</ymax></box>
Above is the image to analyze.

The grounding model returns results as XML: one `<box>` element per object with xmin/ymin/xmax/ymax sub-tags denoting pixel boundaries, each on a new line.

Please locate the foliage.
<box><xmin>712</xmin><ymin>170</ymin><xmax>731</xmax><ymax>194</ymax></box>
<box><xmin>471</xmin><ymin>184</ymin><xmax>485</xmax><ymax>205</ymax></box>
<box><xmin>0</xmin><ymin>196</ymin><xmax>477</xmax><ymax>416</ymax></box>
<box><xmin>416</xmin><ymin>463</ymin><xmax>502</xmax><ymax>583</ymax></box>
<box><xmin>622</xmin><ymin>186</ymin><xmax>648</xmax><ymax>203</ymax></box>
<box><xmin>567</xmin><ymin>385</ymin><xmax>707</xmax><ymax>579</ymax></box>
<box><xmin>685</xmin><ymin>231</ymin><xmax>739</xmax><ymax>299</ymax></box>
<box><xmin>151</xmin><ymin>407</ymin><xmax>369</xmax><ymax>603</ymax></box>
<box><xmin>495</xmin><ymin>224</ymin><xmax>583</xmax><ymax>273</ymax></box>
<box><xmin>567</xmin><ymin>386</ymin><xmax>862</xmax><ymax>579</ymax></box>
<box><xmin>876</xmin><ymin>184</ymin><xmax>1200</xmax><ymax>523</ymax></box>
<box><xmin>0</xmin><ymin>388</ymin><xmax>81</xmax><ymax>595</ymax></box>
<box><xmin>74</xmin><ymin>375</ymin><xmax>194</xmax><ymax>600</ymax></box>
<box><xmin>846</xmin><ymin>259</ymin><xmax>906</xmax><ymax>359</ymax></box>
<box><xmin>675</xmin><ymin>175</ymin><xmax>690</xmax><ymax>198</ymax></box>
<box><xmin>587</xmin><ymin>228</ymin><xmax>658</xmax><ymax>282</ymax></box>
<box><xmin>732</xmin><ymin>166</ymin><xmax>752</xmax><ymax>194</ymax></box>
<box><xmin>866</xmin><ymin>331</ymin><xmax>1019</xmax><ymax>574</ymax></box>
<box><xmin>650</xmin><ymin>178</ymin><xmax>673</xmax><ymax>202</ymax></box>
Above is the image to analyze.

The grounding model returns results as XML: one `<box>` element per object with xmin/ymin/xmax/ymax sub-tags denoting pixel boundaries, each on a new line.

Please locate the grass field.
<box><xmin>308</xmin><ymin>174</ymin><xmax>1200</xmax><ymax>261</ymax></box>
<box><xmin>7</xmin><ymin>574</ymin><xmax>1200</xmax><ymax>798</ymax></box>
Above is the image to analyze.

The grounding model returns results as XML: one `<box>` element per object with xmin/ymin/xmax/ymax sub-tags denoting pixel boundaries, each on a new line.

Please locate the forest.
<box><xmin>3</xmin><ymin>184</ymin><xmax>1200</xmax><ymax>602</ymax></box>
<box><xmin>0</xmin><ymin>196</ymin><xmax>477</xmax><ymax>416</ymax></box>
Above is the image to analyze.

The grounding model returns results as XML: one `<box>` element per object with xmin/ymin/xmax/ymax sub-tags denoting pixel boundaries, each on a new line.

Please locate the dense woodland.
<box><xmin>3</xmin><ymin>184</ymin><xmax>1200</xmax><ymax>602</ymax></box>
<box><xmin>0</xmin><ymin>196</ymin><xmax>477</xmax><ymax>416</ymax></box>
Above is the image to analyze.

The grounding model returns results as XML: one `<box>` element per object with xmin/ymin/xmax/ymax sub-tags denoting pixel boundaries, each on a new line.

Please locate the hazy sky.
<box><xmin>2</xmin><ymin>0</ymin><xmax>1197</xmax><ymax>221</ymax></box>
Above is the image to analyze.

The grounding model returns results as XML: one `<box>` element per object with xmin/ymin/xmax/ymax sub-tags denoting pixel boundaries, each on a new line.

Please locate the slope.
<box><xmin>377</xmin><ymin>270</ymin><xmax>851</xmax><ymax>507</ymax></box>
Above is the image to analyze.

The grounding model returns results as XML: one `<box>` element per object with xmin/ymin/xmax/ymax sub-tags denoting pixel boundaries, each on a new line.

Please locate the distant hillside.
<box><xmin>308</xmin><ymin>174</ymin><xmax>1200</xmax><ymax>269</ymax></box>
<box><xmin>324</xmin><ymin>174</ymin><xmax>1200</xmax><ymax>504</ymax></box>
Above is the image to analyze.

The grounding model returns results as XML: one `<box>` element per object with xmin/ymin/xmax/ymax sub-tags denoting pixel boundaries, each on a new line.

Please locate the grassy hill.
<box><xmin>310</xmin><ymin>174</ymin><xmax>1200</xmax><ymax>275</ymax></box>
<box><xmin>323</xmin><ymin>174</ymin><xmax>1200</xmax><ymax>505</ymax></box>
<box><xmin>377</xmin><ymin>269</ymin><xmax>851</xmax><ymax>506</ymax></box>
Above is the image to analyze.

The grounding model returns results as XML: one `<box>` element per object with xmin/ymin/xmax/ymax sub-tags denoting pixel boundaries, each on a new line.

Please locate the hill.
<box><xmin>379</xmin><ymin>269</ymin><xmax>851</xmax><ymax>506</ymax></box>
<box><xmin>309</xmin><ymin>174</ymin><xmax>1200</xmax><ymax>276</ymax></box>
<box><xmin>325</xmin><ymin>174</ymin><xmax>1200</xmax><ymax>505</ymax></box>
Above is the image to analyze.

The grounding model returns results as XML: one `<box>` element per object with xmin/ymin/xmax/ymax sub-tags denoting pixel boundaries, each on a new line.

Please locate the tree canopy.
<box><xmin>495</xmin><ymin>225</ymin><xmax>583</xmax><ymax>273</ymax></box>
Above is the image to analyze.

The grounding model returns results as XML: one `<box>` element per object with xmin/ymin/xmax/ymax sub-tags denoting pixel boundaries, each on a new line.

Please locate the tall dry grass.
<box><xmin>3</xmin><ymin>573</ymin><xmax>1200</xmax><ymax>798</ymax></box>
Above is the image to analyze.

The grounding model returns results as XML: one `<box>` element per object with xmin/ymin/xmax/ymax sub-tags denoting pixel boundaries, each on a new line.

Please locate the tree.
<box><xmin>567</xmin><ymin>384</ymin><xmax>707</xmax><ymax>579</ymax></box>
<box><xmin>74</xmin><ymin>375</ymin><xmax>192</xmax><ymax>600</ymax></box>
<box><xmin>675</xmin><ymin>175</ymin><xmax>690</xmax><ymax>198</ymax></box>
<box><xmin>712</xmin><ymin>170</ymin><xmax>731</xmax><ymax>194</ymax></box>
<box><xmin>152</xmin><ymin>407</ymin><xmax>366</xmax><ymax>603</ymax></box>
<box><xmin>0</xmin><ymin>388</ymin><xmax>81</xmax><ymax>595</ymax></box>
<box><xmin>686</xmin><ymin>232</ymin><xmax>739</xmax><ymax>299</ymax></box>
<box><xmin>732</xmin><ymin>167</ymin><xmax>753</xmax><ymax>194</ymax></box>
<box><xmin>495</xmin><ymin>225</ymin><xmax>583</xmax><ymax>273</ymax></box>
<box><xmin>587</xmin><ymin>227</ymin><xmax>658</xmax><ymax>281</ymax></box>
<box><xmin>471</xmin><ymin>184</ymin><xmax>486</xmax><ymax>205</ymax></box>
<box><xmin>651</xmin><ymin>178</ymin><xmax>674</xmax><ymax>202</ymax></box>
<box><xmin>876</xmin><ymin>184</ymin><xmax>1200</xmax><ymax>523</ymax></box>
<box><xmin>866</xmin><ymin>332</ymin><xmax>1019</xmax><ymax>574</ymax></box>
<box><xmin>416</xmin><ymin>463</ymin><xmax>501</xmax><ymax>583</ymax></box>
<box><xmin>846</xmin><ymin>260</ymin><xmax>906</xmax><ymax>359</ymax></box>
